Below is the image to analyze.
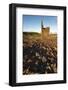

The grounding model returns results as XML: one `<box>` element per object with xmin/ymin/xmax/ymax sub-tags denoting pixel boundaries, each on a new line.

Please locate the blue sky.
<box><xmin>23</xmin><ymin>15</ymin><xmax>57</xmax><ymax>33</ymax></box>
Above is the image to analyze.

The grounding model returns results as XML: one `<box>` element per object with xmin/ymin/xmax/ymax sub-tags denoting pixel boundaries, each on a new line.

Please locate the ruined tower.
<box><xmin>41</xmin><ymin>19</ymin><xmax>43</xmax><ymax>29</ymax></box>
<box><xmin>41</xmin><ymin>20</ymin><xmax>50</xmax><ymax>38</ymax></box>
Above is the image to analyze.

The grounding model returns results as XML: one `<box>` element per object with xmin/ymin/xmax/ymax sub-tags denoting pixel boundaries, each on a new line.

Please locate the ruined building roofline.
<box><xmin>41</xmin><ymin>20</ymin><xmax>50</xmax><ymax>29</ymax></box>
<box><xmin>42</xmin><ymin>27</ymin><xmax>50</xmax><ymax>29</ymax></box>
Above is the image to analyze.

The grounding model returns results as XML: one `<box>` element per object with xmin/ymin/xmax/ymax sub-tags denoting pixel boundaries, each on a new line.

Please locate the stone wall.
<box><xmin>41</xmin><ymin>27</ymin><xmax>50</xmax><ymax>38</ymax></box>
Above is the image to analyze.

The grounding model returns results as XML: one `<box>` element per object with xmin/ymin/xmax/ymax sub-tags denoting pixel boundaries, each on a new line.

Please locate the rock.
<box><xmin>35</xmin><ymin>52</ymin><xmax>40</xmax><ymax>57</ymax></box>
<box><xmin>27</xmin><ymin>59</ymin><xmax>32</xmax><ymax>63</ymax></box>
<box><xmin>42</xmin><ymin>56</ymin><xmax>47</xmax><ymax>63</ymax></box>
<box><xmin>54</xmin><ymin>67</ymin><xmax>57</xmax><ymax>73</ymax></box>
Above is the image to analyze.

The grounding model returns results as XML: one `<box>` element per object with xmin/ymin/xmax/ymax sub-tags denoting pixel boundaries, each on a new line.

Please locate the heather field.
<box><xmin>23</xmin><ymin>32</ymin><xmax>57</xmax><ymax>75</ymax></box>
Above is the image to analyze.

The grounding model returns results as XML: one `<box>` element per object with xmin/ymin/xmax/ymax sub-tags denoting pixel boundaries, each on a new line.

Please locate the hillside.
<box><xmin>23</xmin><ymin>32</ymin><xmax>57</xmax><ymax>75</ymax></box>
